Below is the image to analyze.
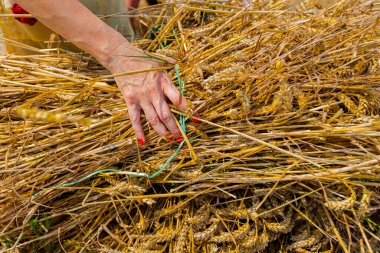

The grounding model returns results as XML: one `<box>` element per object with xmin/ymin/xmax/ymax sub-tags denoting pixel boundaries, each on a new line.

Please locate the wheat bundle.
<box><xmin>1</xmin><ymin>0</ymin><xmax>380</xmax><ymax>252</ymax></box>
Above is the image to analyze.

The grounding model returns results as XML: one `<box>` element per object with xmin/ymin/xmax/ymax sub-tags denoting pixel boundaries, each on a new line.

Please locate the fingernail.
<box><xmin>137</xmin><ymin>138</ymin><xmax>145</xmax><ymax>146</ymax></box>
<box><xmin>176</xmin><ymin>136</ymin><xmax>184</xmax><ymax>142</ymax></box>
<box><xmin>191</xmin><ymin>118</ymin><xmax>201</xmax><ymax>124</ymax></box>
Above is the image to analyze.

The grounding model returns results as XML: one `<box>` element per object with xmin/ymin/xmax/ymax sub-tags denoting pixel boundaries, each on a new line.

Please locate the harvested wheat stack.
<box><xmin>1</xmin><ymin>0</ymin><xmax>380</xmax><ymax>252</ymax></box>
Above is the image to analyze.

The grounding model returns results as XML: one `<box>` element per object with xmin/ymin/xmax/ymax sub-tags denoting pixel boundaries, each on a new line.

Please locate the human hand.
<box><xmin>106</xmin><ymin>42</ymin><xmax>187</xmax><ymax>146</ymax></box>
<box><xmin>13</xmin><ymin>1</ymin><xmax>189</xmax><ymax>145</ymax></box>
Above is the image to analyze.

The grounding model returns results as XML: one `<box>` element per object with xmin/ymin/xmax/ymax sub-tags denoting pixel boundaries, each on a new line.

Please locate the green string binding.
<box><xmin>32</xmin><ymin>65</ymin><xmax>187</xmax><ymax>200</ymax></box>
<box><xmin>175</xmin><ymin>64</ymin><xmax>187</xmax><ymax>134</ymax></box>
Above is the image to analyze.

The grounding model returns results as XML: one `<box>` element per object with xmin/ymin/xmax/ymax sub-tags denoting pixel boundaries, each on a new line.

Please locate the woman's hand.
<box><xmin>106</xmin><ymin>42</ymin><xmax>187</xmax><ymax>145</ymax></box>
<box><xmin>13</xmin><ymin>1</ymin><xmax>186</xmax><ymax>144</ymax></box>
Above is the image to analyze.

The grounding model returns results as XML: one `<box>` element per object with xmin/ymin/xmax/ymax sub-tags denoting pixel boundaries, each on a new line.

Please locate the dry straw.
<box><xmin>1</xmin><ymin>0</ymin><xmax>380</xmax><ymax>252</ymax></box>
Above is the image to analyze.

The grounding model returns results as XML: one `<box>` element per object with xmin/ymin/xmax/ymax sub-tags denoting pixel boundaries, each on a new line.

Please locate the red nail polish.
<box><xmin>176</xmin><ymin>136</ymin><xmax>184</xmax><ymax>142</ymax></box>
<box><xmin>137</xmin><ymin>138</ymin><xmax>145</xmax><ymax>146</ymax></box>
<box><xmin>192</xmin><ymin>118</ymin><xmax>201</xmax><ymax>124</ymax></box>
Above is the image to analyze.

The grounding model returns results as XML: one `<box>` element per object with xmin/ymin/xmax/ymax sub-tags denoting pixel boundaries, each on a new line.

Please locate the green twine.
<box><xmin>175</xmin><ymin>64</ymin><xmax>186</xmax><ymax>134</ymax></box>
<box><xmin>32</xmin><ymin>169</ymin><xmax>121</xmax><ymax>199</ymax></box>
<box><xmin>32</xmin><ymin>65</ymin><xmax>187</xmax><ymax>200</ymax></box>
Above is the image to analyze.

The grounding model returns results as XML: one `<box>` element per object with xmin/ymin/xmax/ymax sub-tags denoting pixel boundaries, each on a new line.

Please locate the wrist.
<box><xmin>100</xmin><ymin>40</ymin><xmax>147</xmax><ymax>73</ymax></box>
<box><xmin>94</xmin><ymin>35</ymin><xmax>129</xmax><ymax>70</ymax></box>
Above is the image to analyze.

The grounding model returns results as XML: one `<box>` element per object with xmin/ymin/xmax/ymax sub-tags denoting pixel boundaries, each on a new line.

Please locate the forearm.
<box><xmin>14</xmin><ymin>0</ymin><xmax>137</xmax><ymax>69</ymax></box>
<box><xmin>14</xmin><ymin>1</ymin><xmax>187</xmax><ymax>143</ymax></box>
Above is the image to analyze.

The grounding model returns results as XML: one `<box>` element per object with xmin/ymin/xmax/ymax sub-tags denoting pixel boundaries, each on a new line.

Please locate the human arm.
<box><xmin>15</xmin><ymin>0</ymin><xmax>187</xmax><ymax>145</ymax></box>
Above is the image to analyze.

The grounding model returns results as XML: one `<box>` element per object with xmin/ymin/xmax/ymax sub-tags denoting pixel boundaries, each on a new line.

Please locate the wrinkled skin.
<box><xmin>108</xmin><ymin>42</ymin><xmax>187</xmax><ymax>143</ymax></box>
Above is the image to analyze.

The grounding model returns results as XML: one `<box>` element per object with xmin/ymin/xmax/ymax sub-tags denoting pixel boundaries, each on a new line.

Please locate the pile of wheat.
<box><xmin>1</xmin><ymin>0</ymin><xmax>380</xmax><ymax>252</ymax></box>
